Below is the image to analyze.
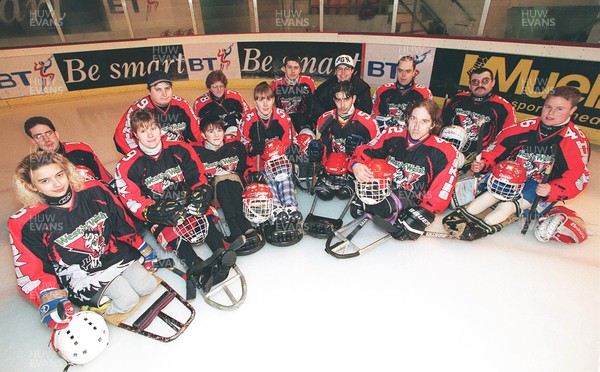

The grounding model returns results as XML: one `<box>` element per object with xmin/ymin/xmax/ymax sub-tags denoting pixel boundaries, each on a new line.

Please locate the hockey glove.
<box><xmin>307</xmin><ymin>140</ymin><xmax>324</xmax><ymax>163</ymax></box>
<box><xmin>143</xmin><ymin>200</ymin><xmax>186</xmax><ymax>226</ymax></box>
<box><xmin>162</xmin><ymin>181</ymin><xmax>191</xmax><ymax>206</ymax></box>
<box><xmin>138</xmin><ymin>242</ymin><xmax>157</xmax><ymax>271</ymax></box>
<box><xmin>246</xmin><ymin>171</ymin><xmax>268</xmax><ymax>185</ymax></box>
<box><xmin>223</xmin><ymin>112</ymin><xmax>243</xmax><ymax>127</ymax></box>
<box><xmin>248</xmin><ymin>140</ymin><xmax>265</xmax><ymax>157</ymax></box>
<box><xmin>344</xmin><ymin>134</ymin><xmax>365</xmax><ymax>156</ymax></box>
<box><xmin>392</xmin><ymin>206</ymin><xmax>435</xmax><ymax>241</ymax></box>
<box><xmin>187</xmin><ymin>184</ymin><xmax>213</xmax><ymax>216</ymax></box>
<box><xmin>39</xmin><ymin>289</ymin><xmax>75</xmax><ymax>330</ymax></box>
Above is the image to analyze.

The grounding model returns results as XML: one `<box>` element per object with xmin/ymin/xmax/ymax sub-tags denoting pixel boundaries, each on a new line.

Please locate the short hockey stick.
<box><xmin>521</xmin><ymin>144</ymin><xmax>558</xmax><ymax>234</ymax></box>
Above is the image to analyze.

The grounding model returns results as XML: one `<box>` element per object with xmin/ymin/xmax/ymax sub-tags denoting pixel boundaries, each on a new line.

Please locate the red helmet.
<box><xmin>261</xmin><ymin>139</ymin><xmax>292</xmax><ymax>182</ymax></box>
<box><xmin>487</xmin><ymin>160</ymin><xmax>527</xmax><ymax>201</ymax></box>
<box><xmin>242</xmin><ymin>183</ymin><xmax>274</xmax><ymax>224</ymax></box>
<box><xmin>324</xmin><ymin>152</ymin><xmax>348</xmax><ymax>176</ymax></box>
<box><xmin>296</xmin><ymin>128</ymin><xmax>315</xmax><ymax>154</ymax></box>
<box><xmin>355</xmin><ymin>158</ymin><xmax>396</xmax><ymax>205</ymax></box>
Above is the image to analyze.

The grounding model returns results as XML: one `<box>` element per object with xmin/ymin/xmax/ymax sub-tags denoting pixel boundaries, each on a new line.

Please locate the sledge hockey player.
<box><xmin>441</xmin><ymin>67</ymin><xmax>516</xmax><ymax>169</ymax></box>
<box><xmin>313</xmin><ymin>80</ymin><xmax>379</xmax><ymax>204</ymax></box>
<box><xmin>271</xmin><ymin>55</ymin><xmax>316</xmax><ymax>133</ymax></box>
<box><xmin>444</xmin><ymin>86</ymin><xmax>590</xmax><ymax>240</ymax></box>
<box><xmin>193</xmin><ymin>70</ymin><xmax>250</xmax><ymax>140</ymax></box>
<box><xmin>192</xmin><ymin>115</ymin><xmax>265</xmax><ymax>255</ymax></box>
<box><xmin>113</xmin><ymin>70</ymin><xmax>202</xmax><ymax>154</ymax></box>
<box><xmin>115</xmin><ymin>108</ymin><xmax>239</xmax><ymax>293</ymax></box>
<box><xmin>311</xmin><ymin>54</ymin><xmax>373</xmax><ymax>124</ymax></box>
<box><xmin>240</xmin><ymin>82</ymin><xmax>303</xmax><ymax>246</ymax></box>
<box><xmin>350</xmin><ymin>99</ymin><xmax>458</xmax><ymax>241</ymax></box>
<box><xmin>372</xmin><ymin>55</ymin><xmax>433</xmax><ymax>129</ymax></box>
<box><xmin>8</xmin><ymin>152</ymin><xmax>158</xmax><ymax>325</ymax></box>
<box><xmin>24</xmin><ymin>116</ymin><xmax>113</xmax><ymax>184</ymax></box>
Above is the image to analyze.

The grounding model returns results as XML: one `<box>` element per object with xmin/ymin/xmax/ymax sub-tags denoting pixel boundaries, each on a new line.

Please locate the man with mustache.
<box><xmin>441</xmin><ymin>67</ymin><xmax>516</xmax><ymax>167</ymax></box>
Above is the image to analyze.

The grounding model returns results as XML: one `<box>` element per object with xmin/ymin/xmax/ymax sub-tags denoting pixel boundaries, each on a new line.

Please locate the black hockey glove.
<box><xmin>161</xmin><ymin>181</ymin><xmax>190</xmax><ymax>205</ymax></box>
<box><xmin>223</xmin><ymin>112</ymin><xmax>242</xmax><ymax>127</ymax></box>
<box><xmin>143</xmin><ymin>200</ymin><xmax>186</xmax><ymax>226</ymax></box>
<box><xmin>391</xmin><ymin>206</ymin><xmax>435</xmax><ymax>241</ymax></box>
<box><xmin>187</xmin><ymin>184</ymin><xmax>213</xmax><ymax>216</ymax></box>
<box><xmin>344</xmin><ymin>134</ymin><xmax>365</xmax><ymax>156</ymax></box>
<box><xmin>246</xmin><ymin>171</ymin><xmax>267</xmax><ymax>185</ymax></box>
<box><xmin>307</xmin><ymin>139</ymin><xmax>324</xmax><ymax>163</ymax></box>
<box><xmin>248</xmin><ymin>140</ymin><xmax>265</xmax><ymax>157</ymax></box>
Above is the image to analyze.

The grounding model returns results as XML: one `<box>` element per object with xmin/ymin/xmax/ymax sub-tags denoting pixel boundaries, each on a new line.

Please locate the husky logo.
<box><xmin>389</xmin><ymin>160</ymin><xmax>425</xmax><ymax>191</ymax></box>
<box><xmin>515</xmin><ymin>150</ymin><xmax>553</xmax><ymax>181</ymax></box>
<box><xmin>54</xmin><ymin>212</ymin><xmax>110</xmax><ymax>271</ymax></box>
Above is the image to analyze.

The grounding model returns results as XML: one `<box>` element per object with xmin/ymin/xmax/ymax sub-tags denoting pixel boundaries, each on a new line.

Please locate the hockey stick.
<box><xmin>521</xmin><ymin>144</ymin><xmax>558</xmax><ymax>235</ymax></box>
<box><xmin>371</xmin><ymin>215</ymin><xmax>460</xmax><ymax>240</ymax></box>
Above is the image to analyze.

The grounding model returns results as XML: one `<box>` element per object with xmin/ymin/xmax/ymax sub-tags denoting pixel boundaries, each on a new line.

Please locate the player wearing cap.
<box><xmin>113</xmin><ymin>71</ymin><xmax>202</xmax><ymax>154</ymax></box>
<box><xmin>311</xmin><ymin>54</ymin><xmax>373</xmax><ymax>124</ymax></box>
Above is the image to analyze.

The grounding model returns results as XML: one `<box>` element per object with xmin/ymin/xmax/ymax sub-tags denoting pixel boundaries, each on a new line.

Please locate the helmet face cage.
<box><xmin>52</xmin><ymin>311</ymin><xmax>109</xmax><ymax>366</ymax></box>
<box><xmin>440</xmin><ymin>125</ymin><xmax>468</xmax><ymax>152</ymax></box>
<box><xmin>174</xmin><ymin>214</ymin><xmax>209</xmax><ymax>244</ymax></box>
<box><xmin>264</xmin><ymin>155</ymin><xmax>292</xmax><ymax>182</ymax></box>
<box><xmin>487</xmin><ymin>161</ymin><xmax>527</xmax><ymax>201</ymax></box>
<box><xmin>356</xmin><ymin>178</ymin><xmax>392</xmax><ymax>205</ymax></box>
<box><xmin>243</xmin><ymin>193</ymin><xmax>273</xmax><ymax>224</ymax></box>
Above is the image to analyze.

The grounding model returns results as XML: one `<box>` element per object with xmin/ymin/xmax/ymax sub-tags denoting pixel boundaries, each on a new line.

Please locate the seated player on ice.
<box><xmin>350</xmin><ymin>99</ymin><xmax>458</xmax><ymax>240</ymax></box>
<box><xmin>115</xmin><ymin>108</ymin><xmax>238</xmax><ymax>292</ymax></box>
<box><xmin>8</xmin><ymin>152</ymin><xmax>158</xmax><ymax>324</ymax></box>
<box><xmin>192</xmin><ymin>116</ymin><xmax>265</xmax><ymax>255</ymax></box>
<box><xmin>240</xmin><ymin>82</ymin><xmax>303</xmax><ymax>244</ymax></box>
<box><xmin>444</xmin><ymin>86</ymin><xmax>590</xmax><ymax>240</ymax></box>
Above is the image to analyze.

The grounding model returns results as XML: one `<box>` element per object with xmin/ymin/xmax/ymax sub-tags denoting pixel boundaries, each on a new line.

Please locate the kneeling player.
<box><xmin>350</xmin><ymin>99</ymin><xmax>458</xmax><ymax>240</ymax></box>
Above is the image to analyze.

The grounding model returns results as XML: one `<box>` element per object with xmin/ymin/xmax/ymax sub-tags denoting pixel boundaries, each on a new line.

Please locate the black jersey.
<box><xmin>316</xmin><ymin>108</ymin><xmax>379</xmax><ymax>160</ymax></box>
<box><xmin>271</xmin><ymin>75</ymin><xmax>316</xmax><ymax>116</ymax></box>
<box><xmin>372</xmin><ymin>81</ymin><xmax>432</xmax><ymax>120</ymax></box>
<box><xmin>351</xmin><ymin>126</ymin><xmax>458</xmax><ymax>214</ymax></box>
<box><xmin>8</xmin><ymin>180</ymin><xmax>143</xmax><ymax>307</ymax></box>
<box><xmin>441</xmin><ymin>91</ymin><xmax>516</xmax><ymax>153</ymax></box>
<box><xmin>57</xmin><ymin>142</ymin><xmax>113</xmax><ymax>183</ymax></box>
<box><xmin>193</xmin><ymin>90</ymin><xmax>250</xmax><ymax>130</ymax></box>
<box><xmin>192</xmin><ymin>141</ymin><xmax>248</xmax><ymax>180</ymax></box>
<box><xmin>311</xmin><ymin>75</ymin><xmax>373</xmax><ymax>123</ymax></box>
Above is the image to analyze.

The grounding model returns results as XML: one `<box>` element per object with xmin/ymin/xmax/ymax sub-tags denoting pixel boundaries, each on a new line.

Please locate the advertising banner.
<box><xmin>0</xmin><ymin>55</ymin><xmax>67</xmax><ymax>99</ymax></box>
<box><xmin>54</xmin><ymin>45</ymin><xmax>187</xmax><ymax>91</ymax></box>
<box><xmin>183</xmin><ymin>43</ymin><xmax>242</xmax><ymax>83</ymax></box>
<box><xmin>237</xmin><ymin>41</ymin><xmax>363</xmax><ymax>82</ymax></box>
<box><xmin>430</xmin><ymin>48</ymin><xmax>600</xmax><ymax>130</ymax></box>
<box><xmin>363</xmin><ymin>44</ymin><xmax>436</xmax><ymax>89</ymax></box>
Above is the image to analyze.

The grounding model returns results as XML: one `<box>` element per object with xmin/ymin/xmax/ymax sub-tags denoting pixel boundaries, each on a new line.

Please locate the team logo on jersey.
<box><xmin>144</xmin><ymin>166</ymin><xmax>185</xmax><ymax>196</ymax></box>
<box><xmin>280</xmin><ymin>96</ymin><xmax>302</xmax><ymax>114</ymax></box>
<box><xmin>453</xmin><ymin>108</ymin><xmax>491</xmax><ymax>143</ymax></box>
<box><xmin>388</xmin><ymin>158</ymin><xmax>425</xmax><ymax>191</ymax></box>
<box><xmin>387</xmin><ymin>102</ymin><xmax>408</xmax><ymax>120</ymax></box>
<box><xmin>515</xmin><ymin>150</ymin><xmax>553</xmax><ymax>181</ymax></box>
<box><xmin>54</xmin><ymin>212</ymin><xmax>109</xmax><ymax>271</ymax></box>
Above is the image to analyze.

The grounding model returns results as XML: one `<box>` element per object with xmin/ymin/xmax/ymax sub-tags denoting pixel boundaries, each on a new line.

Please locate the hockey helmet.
<box><xmin>173</xmin><ymin>214</ymin><xmax>209</xmax><ymax>244</ymax></box>
<box><xmin>534</xmin><ymin>206</ymin><xmax>587</xmax><ymax>244</ymax></box>
<box><xmin>487</xmin><ymin>160</ymin><xmax>527</xmax><ymax>201</ymax></box>
<box><xmin>440</xmin><ymin>125</ymin><xmax>469</xmax><ymax>152</ymax></box>
<box><xmin>296</xmin><ymin>128</ymin><xmax>316</xmax><ymax>154</ymax></box>
<box><xmin>323</xmin><ymin>152</ymin><xmax>349</xmax><ymax>190</ymax></box>
<box><xmin>242</xmin><ymin>183</ymin><xmax>274</xmax><ymax>224</ymax></box>
<box><xmin>355</xmin><ymin>158</ymin><xmax>396</xmax><ymax>205</ymax></box>
<box><xmin>261</xmin><ymin>139</ymin><xmax>292</xmax><ymax>182</ymax></box>
<box><xmin>51</xmin><ymin>311</ymin><xmax>109</xmax><ymax>366</ymax></box>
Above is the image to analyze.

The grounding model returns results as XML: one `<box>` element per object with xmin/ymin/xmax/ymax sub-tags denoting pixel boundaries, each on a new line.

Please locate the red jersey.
<box><xmin>372</xmin><ymin>81</ymin><xmax>432</xmax><ymax>120</ymax></box>
<box><xmin>58</xmin><ymin>141</ymin><xmax>113</xmax><ymax>184</ymax></box>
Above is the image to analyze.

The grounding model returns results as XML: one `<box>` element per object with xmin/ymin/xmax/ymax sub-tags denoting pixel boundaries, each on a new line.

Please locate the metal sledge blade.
<box><xmin>325</xmin><ymin>215</ymin><xmax>393</xmax><ymax>259</ymax></box>
<box><xmin>201</xmin><ymin>265</ymin><xmax>247</xmax><ymax>311</ymax></box>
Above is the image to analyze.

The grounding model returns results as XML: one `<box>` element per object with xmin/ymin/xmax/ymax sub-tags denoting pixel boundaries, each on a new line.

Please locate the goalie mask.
<box><xmin>51</xmin><ymin>311</ymin><xmax>109</xmax><ymax>367</ymax></box>
<box><xmin>440</xmin><ymin>125</ymin><xmax>469</xmax><ymax>152</ymax></box>
<box><xmin>487</xmin><ymin>160</ymin><xmax>527</xmax><ymax>201</ymax></box>
<box><xmin>173</xmin><ymin>215</ymin><xmax>209</xmax><ymax>244</ymax></box>
<box><xmin>261</xmin><ymin>139</ymin><xmax>292</xmax><ymax>182</ymax></box>
<box><xmin>534</xmin><ymin>206</ymin><xmax>587</xmax><ymax>244</ymax></box>
<box><xmin>243</xmin><ymin>183</ymin><xmax>274</xmax><ymax>224</ymax></box>
<box><xmin>355</xmin><ymin>158</ymin><xmax>396</xmax><ymax>205</ymax></box>
<box><xmin>323</xmin><ymin>152</ymin><xmax>349</xmax><ymax>190</ymax></box>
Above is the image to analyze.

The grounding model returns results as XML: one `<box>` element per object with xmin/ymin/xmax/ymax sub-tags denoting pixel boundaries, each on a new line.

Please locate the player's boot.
<box><xmin>200</xmin><ymin>249</ymin><xmax>237</xmax><ymax>293</ymax></box>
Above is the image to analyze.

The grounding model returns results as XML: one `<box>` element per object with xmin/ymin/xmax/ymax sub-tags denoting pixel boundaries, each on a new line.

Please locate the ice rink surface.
<box><xmin>0</xmin><ymin>88</ymin><xmax>597</xmax><ymax>372</ymax></box>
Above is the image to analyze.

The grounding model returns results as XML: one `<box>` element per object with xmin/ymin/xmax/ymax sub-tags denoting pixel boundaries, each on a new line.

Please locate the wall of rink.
<box><xmin>1</xmin><ymin>32</ymin><xmax>598</xmax><ymax>142</ymax></box>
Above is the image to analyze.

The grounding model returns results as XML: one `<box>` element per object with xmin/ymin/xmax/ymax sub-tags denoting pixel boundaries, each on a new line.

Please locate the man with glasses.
<box><xmin>441</xmin><ymin>67</ymin><xmax>516</xmax><ymax>166</ymax></box>
<box><xmin>372</xmin><ymin>55</ymin><xmax>433</xmax><ymax>125</ymax></box>
<box><xmin>114</xmin><ymin>71</ymin><xmax>202</xmax><ymax>154</ymax></box>
<box><xmin>24</xmin><ymin>116</ymin><xmax>113</xmax><ymax>184</ymax></box>
<box><xmin>194</xmin><ymin>70</ymin><xmax>250</xmax><ymax>141</ymax></box>
<box><xmin>311</xmin><ymin>54</ymin><xmax>373</xmax><ymax>125</ymax></box>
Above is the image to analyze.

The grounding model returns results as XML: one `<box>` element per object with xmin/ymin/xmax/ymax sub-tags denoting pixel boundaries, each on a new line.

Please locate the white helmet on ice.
<box><xmin>51</xmin><ymin>311</ymin><xmax>109</xmax><ymax>367</ymax></box>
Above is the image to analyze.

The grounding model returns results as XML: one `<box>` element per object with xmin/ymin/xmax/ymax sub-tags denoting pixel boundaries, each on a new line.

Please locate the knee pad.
<box><xmin>334</xmin><ymin>186</ymin><xmax>353</xmax><ymax>200</ymax></box>
<box><xmin>315</xmin><ymin>181</ymin><xmax>335</xmax><ymax>201</ymax></box>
